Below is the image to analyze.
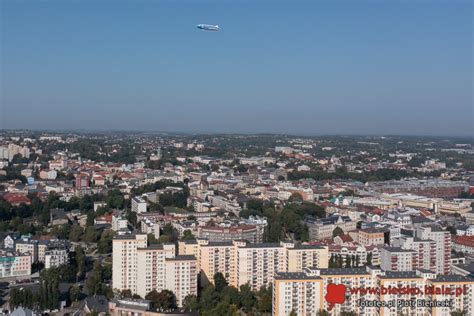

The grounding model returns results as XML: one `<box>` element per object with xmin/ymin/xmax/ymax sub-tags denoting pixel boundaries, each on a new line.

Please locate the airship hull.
<box><xmin>197</xmin><ymin>24</ymin><xmax>220</xmax><ymax>31</ymax></box>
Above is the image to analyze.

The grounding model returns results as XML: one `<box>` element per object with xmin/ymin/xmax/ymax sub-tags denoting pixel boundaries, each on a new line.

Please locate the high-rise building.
<box><xmin>273</xmin><ymin>267</ymin><xmax>474</xmax><ymax>316</ymax></box>
<box><xmin>416</xmin><ymin>225</ymin><xmax>451</xmax><ymax>274</ymax></box>
<box><xmin>179</xmin><ymin>239</ymin><xmax>328</xmax><ymax>291</ymax></box>
<box><xmin>112</xmin><ymin>234</ymin><xmax>197</xmax><ymax>306</ymax></box>
<box><xmin>380</xmin><ymin>247</ymin><xmax>417</xmax><ymax>271</ymax></box>
<box><xmin>165</xmin><ymin>256</ymin><xmax>197</xmax><ymax>307</ymax></box>
<box><xmin>112</xmin><ymin>234</ymin><xmax>148</xmax><ymax>294</ymax></box>
<box><xmin>393</xmin><ymin>235</ymin><xmax>436</xmax><ymax>271</ymax></box>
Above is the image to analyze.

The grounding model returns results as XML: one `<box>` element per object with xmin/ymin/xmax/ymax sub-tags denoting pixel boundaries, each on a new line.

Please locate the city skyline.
<box><xmin>1</xmin><ymin>0</ymin><xmax>472</xmax><ymax>136</ymax></box>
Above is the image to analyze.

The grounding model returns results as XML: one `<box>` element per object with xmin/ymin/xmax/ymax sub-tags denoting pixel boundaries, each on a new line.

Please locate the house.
<box><xmin>452</xmin><ymin>236</ymin><xmax>474</xmax><ymax>255</ymax></box>
<box><xmin>3</xmin><ymin>193</ymin><xmax>31</xmax><ymax>206</ymax></box>
<box><xmin>3</xmin><ymin>233</ymin><xmax>19</xmax><ymax>249</ymax></box>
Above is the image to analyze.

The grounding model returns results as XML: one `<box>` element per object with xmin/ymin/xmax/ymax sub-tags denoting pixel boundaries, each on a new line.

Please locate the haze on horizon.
<box><xmin>1</xmin><ymin>0</ymin><xmax>472</xmax><ymax>136</ymax></box>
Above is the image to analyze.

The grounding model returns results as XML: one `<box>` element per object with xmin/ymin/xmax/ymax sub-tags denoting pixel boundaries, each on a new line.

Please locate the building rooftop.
<box><xmin>274</xmin><ymin>272</ymin><xmax>323</xmax><ymax>281</ymax></box>
<box><xmin>380</xmin><ymin>271</ymin><xmax>420</xmax><ymax>279</ymax></box>
<box><xmin>429</xmin><ymin>275</ymin><xmax>474</xmax><ymax>283</ymax></box>
<box><xmin>166</xmin><ymin>255</ymin><xmax>196</xmax><ymax>261</ymax></box>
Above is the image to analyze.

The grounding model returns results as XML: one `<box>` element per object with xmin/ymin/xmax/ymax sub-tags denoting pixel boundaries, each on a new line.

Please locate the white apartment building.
<box><xmin>165</xmin><ymin>256</ymin><xmax>197</xmax><ymax>307</ymax></box>
<box><xmin>112</xmin><ymin>234</ymin><xmax>148</xmax><ymax>294</ymax></box>
<box><xmin>44</xmin><ymin>249</ymin><xmax>69</xmax><ymax>269</ymax></box>
<box><xmin>112</xmin><ymin>234</ymin><xmax>196</xmax><ymax>306</ymax></box>
<box><xmin>112</xmin><ymin>215</ymin><xmax>129</xmax><ymax>231</ymax></box>
<box><xmin>415</xmin><ymin>225</ymin><xmax>451</xmax><ymax>274</ymax></box>
<box><xmin>392</xmin><ymin>236</ymin><xmax>436</xmax><ymax>271</ymax></box>
<box><xmin>140</xmin><ymin>219</ymin><xmax>161</xmax><ymax>239</ymax></box>
<box><xmin>131</xmin><ymin>196</ymin><xmax>147</xmax><ymax>214</ymax></box>
<box><xmin>273</xmin><ymin>267</ymin><xmax>474</xmax><ymax>316</ymax></box>
<box><xmin>180</xmin><ymin>239</ymin><xmax>328</xmax><ymax>291</ymax></box>
<box><xmin>380</xmin><ymin>247</ymin><xmax>416</xmax><ymax>271</ymax></box>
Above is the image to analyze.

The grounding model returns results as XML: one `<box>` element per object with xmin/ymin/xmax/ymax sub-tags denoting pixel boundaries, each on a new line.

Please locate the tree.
<box><xmin>75</xmin><ymin>245</ymin><xmax>86</xmax><ymax>278</ymax></box>
<box><xmin>69</xmin><ymin>284</ymin><xmax>81</xmax><ymax>303</ymax></box>
<box><xmin>200</xmin><ymin>286</ymin><xmax>220</xmax><ymax>310</ymax></box>
<box><xmin>86</xmin><ymin>261</ymin><xmax>106</xmax><ymax>295</ymax></box>
<box><xmin>121</xmin><ymin>289</ymin><xmax>133</xmax><ymax>298</ymax></box>
<box><xmin>181</xmin><ymin>229</ymin><xmax>196</xmax><ymax>241</ymax></box>
<box><xmin>366</xmin><ymin>252</ymin><xmax>373</xmax><ymax>266</ymax></box>
<box><xmin>332</xmin><ymin>227</ymin><xmax>344</xmax><ymax>238</ymax></box>
<box><xmin>83</xmin><ymin>226</ymin><xmax>99</xmax><ymax>243</ymax></box>
<box><xmin>214</xmin><ymin>272</ymin><xmax>228</xmax><ymax>292</ymax></box>
<box><xmin>257</xmin><ymin>285</ymin><xmax>272</xmax><ymax>313</ymax></box>
<box><xmin>145</xmin><ymin>289</ymin><xmax>176</xmax><ymax>310</ymax></box>
<box><xmin>288</xmin><ymin>192</ymin><xmax>303</xmax><ymax>203</ymax></box>
<box><xmin>69</xmin><ymin>225</ymin><xmax>84</xmax><ymax>242</ymax></box>
<box><xmin>289</xmin><ymin>310</ymin><xmax>298</xmax><ymax>316</ymax></box>
<box><xmin>148</xmin><ymin>233</ymin><xmax>159</xmax><ymax>244</ymax></box>
<box><xmin>345</xmin><ymin>255</ymin><xmax>351</xmax><ymax>268</ymax></box>
<box><xmin>183</xmin><ymin>294</ymin><xmax>199</xmax><ymax>311</ymax></box>
<box><xmin>97</xmin><ymin>230</ymin><xmax>115</xmax><ymax>253</ymax></box>
<box><xmin>317</xmin><ymin>310</ymin><xmax>330</xmax><ymax>316</ymax></box>
<box><xmin>239</xmin><ymin>284</ymin><xmax>256</xmax><ymax>312</ymax></box>
<box><xmin>446</xmin><ymin>226</ymin><xmax>457</xmax><ymax>235</ymax></box>
<box><xmin>203</xmin><ymin>301</ymin><xmax>239</xmax><ymax>316</ymax></box>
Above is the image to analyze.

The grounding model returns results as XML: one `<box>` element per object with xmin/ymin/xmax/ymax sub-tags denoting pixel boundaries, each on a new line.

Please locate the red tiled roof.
<box><xmin>453</xmin><ymin>236</ymin><xmax>474</xmax><ymax>248</ymax></box>
<box><xmin>339</xmin><ymin>234</ymin><xmax>354</xmax><ymax>243</ymax></box>
<box><xmin>3</xmin><ymin>193</ymin><xmax>31</xmax><ymax>205</ymax></box>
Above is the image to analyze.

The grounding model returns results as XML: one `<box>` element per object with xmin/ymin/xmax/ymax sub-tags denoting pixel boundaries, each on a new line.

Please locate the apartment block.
<box><xmin>415</xmin><ymin>225</ymin><xmax>451</xmax><ymax>274</ymax></box>
<box><xmin>273</xmin><ymin>267</ymin><xmax>474</xmax><ymax>316</ymax></box>
<box><xmin>44</xmin><ymin>249</ymin><xmax>69</xmax><ymax>269</ymax></box>
<box><xmin>180</xmin><ymin>239</ymin><xmax>328</xmax><ymax>291</ymax></box>
<box><xmin>112</xmin><ymin>234</ymin><xmax>196</xmax><ymax>307</ymax></box>
<box><xmin>0</xmin><ymin>250</ymin><xmax>31</xmax><ymax>278</ymax></box>
<box><xmin>380</xmin><ymin>247</ymin><xmax>417</xmax><ymax>272</ymax></box>
<box><xmin>131</xmin><ymin>196</ymin><xmax>147</xmax><ymax>214</ymax></box>
<box><xmin>358</xmin><ymin>228</ymin><xmax>387</xmax><ymax>246</ymax></box>
<box><xmin>165</xmin><ymin>256</ymin><xmax>197</xmax><ymax>307</ymax></box>
<box><xmin>393</xmin><ymin>236</ymin><xmax>436</xmax><ymax>271</ymax></box>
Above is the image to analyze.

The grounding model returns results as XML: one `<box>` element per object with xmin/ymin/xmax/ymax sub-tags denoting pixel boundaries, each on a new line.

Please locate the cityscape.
<box><xmin>0</xmin><ymin>133</ymin><xmax>473</xmax><ymax>315</ymax></box>
<box><xmin>1</xmin><ymin>0</ymin><xmax>473</xmax><ymax>315</ymax></box>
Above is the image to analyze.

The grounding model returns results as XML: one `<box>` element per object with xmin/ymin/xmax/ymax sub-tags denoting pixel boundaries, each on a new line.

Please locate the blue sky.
<box><xmin>1</xmin><ymin>0</ymin><xmax>472</xmax><ymax>136</ymax></box>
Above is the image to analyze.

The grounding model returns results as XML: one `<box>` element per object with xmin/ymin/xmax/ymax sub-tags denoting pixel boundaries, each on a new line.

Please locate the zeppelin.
<box><xmin>197</xmin><ymin>24</ymin><xmax>220</xmax><ymax>31</ymax></box>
